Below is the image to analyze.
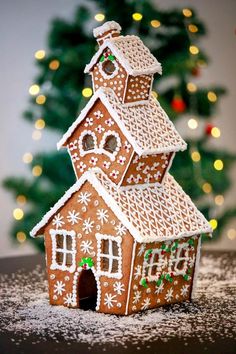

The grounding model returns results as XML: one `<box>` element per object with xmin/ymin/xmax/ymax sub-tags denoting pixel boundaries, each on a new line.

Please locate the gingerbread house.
<box><xmin>30</xmin><ymin>21</ymin><xmax>212</xmax><ymax>315</ymax></box>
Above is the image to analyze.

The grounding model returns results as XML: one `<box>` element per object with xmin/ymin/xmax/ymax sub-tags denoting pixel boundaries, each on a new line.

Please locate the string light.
<box><xmin>188</xmin><ymin>24</ymin><xmax>198</xmax><ymax>33</ymax></box>
<box><xmin>94</xmin><ymin>13</ymin><xmax>105</xmax><ymax>22</ymax></box>
<box><xmin>150</xmin><ymin>20</ymin><xmax>161</xmax><ymax>28</ymax></box>
<box><xmin>207</xmin><ymin>91</ymin><xmax>217</xmax><ymax>102</ymax></box>
<box><xmin>183</xmin><ymin>8</ymin><xmax>192</xmax><ymax>17</ymax></box>
<box><xmin>32</xmin><ymin>165</ymin><xmax>42</xmax><ymax>177</ymax></box>
<box><xmin>215</xmin><ymin>195</ymin><xmax>224</xmax><ymax>206</ymax></box>
<box><xmin>16</xmin><ymin>195</ymin><xmax>27</xmax><ymax>205</ymax></box>
<box><xmin>32</xmin><ymin>130</ymin><xmax>42</xmax><ymax>140</ymax></box>
<box><xmin>132</xmin><ymin>13</ymin><xmax>143</xmax><ymax>21</ymax></box>
<box><xmin>35</xmin><ymin>50</ymin><xmax>45</xmax><ymax>60</ymax></box>
<box><xmin>16</xmin><ymin>231</ymin><xmax>26</xmax><ymax>243</ymax></box>
<box><xmin>189</xmin><ymin>45</ymin><xmax>199</xmax><ymax>55</ymax></box>
<box><xmin>13</xmin><ymin>208</ymin><xmax>24</xmax><ymax>220</ymax></box>
<box><xmin>188</xmin><ymin>118</ymin><xmax>198</xmax><ymax>130</ymax></box>
<box><xmin>36</xmin><ymin>95</ymin><xmax>46</xmax><ymax>105</ymax></box>
<box><xmin>211</xmin><ymin>127</ymin><xmax>221</xmax><ymax>138</ymax></box>
<box><xmin>191</xmin><ymin>151</ymin><xmax>201</xmax><ymax>162</ymax></box>
<box><xmin>202</xmin><ymin>182</ymin><xmax>212</xmax><ymax>194</ymax></box>
<box><xmin>35</xmin><ymin>119</ymin><xmax>45</xmax><ymax>130</ymax></box>
<box><xmin>22</xmin><ymin>152</ymin><xmax>33</xmax><ymax>164</ymax></box>
<box><xmin>82</xmin><ymin>88</ymin><xmax>93</xmax><ymax>98</ymax></box>
<box><xmin>227</xmin><ymin>229</ymin><xmax>236</xmax><ymax>240</ymax></box>
<box><xmin>152</xmin><ymin>91</ymin><xmax>158</xmax><ymax>99</ymax></box>
<box><xmin>187</xmin><ymin>82</ymin><xmax>197</xmax><ymax>93</ymax></box>
<box><xmin>209</xmin><ymin>219</ymin><xmax>218</xmax><ymax>230</ymax></box>
<box><xmin>29</xmin><ymin>84</ymin><xmax>40</xmax><ymax>96</ymax></box>
<box><xmin>214</xmin><ymin>159</ymin><xmax>224</xmax><ymax>171</ymax></box>
<box><xmin>49</xmin><ymin>60</ymin><xmax>60</xmax><ymax>70</ymax></box>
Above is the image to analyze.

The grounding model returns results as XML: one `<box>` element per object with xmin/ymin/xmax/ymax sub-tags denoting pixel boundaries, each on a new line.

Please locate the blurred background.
<box><xmin>0</xmin><ymin>0</ymin><xmax>236</xmax><ymax>257</ymax></box>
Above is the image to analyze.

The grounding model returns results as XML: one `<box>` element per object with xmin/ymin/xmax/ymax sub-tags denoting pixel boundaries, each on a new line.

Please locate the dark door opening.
<box><xmin>78</xmin><ymin>269</ymin><xmax>97</xmax><ymax>311</ymax></box>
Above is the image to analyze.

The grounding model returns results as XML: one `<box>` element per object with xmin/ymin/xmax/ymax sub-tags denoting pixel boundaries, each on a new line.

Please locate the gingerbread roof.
<box><xmin>57</xmin><ymin>88</ymin><xmax>187</xmax><ymax>155</ymax></box>
<box><xmin>84</xmin><ymin>35</ymin><xmax>162</xmax><ymax>76</ymax></box>
<box><xmin>30</xmin><ymin>169</ymin><xmax>212</xmax><ymax>242</ymax></box>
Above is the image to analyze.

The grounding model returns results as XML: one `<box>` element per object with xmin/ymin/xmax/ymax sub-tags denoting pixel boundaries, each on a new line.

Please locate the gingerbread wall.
<box><xmin>124</xmin><ymin>74</ymin><xmax>152</xmax><ymax>103</ymax></box>
<box><xmin>43</xmin><ymin>180</ymin><xmax>134</xmax><ymax>315</ymax></box>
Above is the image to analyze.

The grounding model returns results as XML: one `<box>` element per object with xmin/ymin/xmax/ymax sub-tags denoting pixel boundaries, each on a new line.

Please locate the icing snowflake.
<box><xmin>165</xmin><ymin>287</ymin><xmax>174</xmax><ymax>302</ymax></box>
<box><xmin>115</xmin><ymin>222</ymin><xmax>127</xmax><ymax>236</ymax></box>
<box><xmin>67</xmin><ymin>210</ymin><xmax>81</xmax><ymax>225</ymax></box>
<box><xmin>95</xmin><ymin>124</ymin><xmax>105</xmax><ymax>134</ymax></box>
<box><xmin>94</xmin><ymin>110</ymin><xmax>103</xmax><ymax>119</ymax></box>
<box><xmin>80</xmin><ymin>240</ymin><xmax>94</xmax><ymax>254</ymax></box>
<box><xmin>89</xmin><ymin>156</ymin><xmax>98</xmax><ymax>165</ymax></box>
<box><xmin>68</xmin><ymin>141</ymin><xmax>77</xmax><ymax>151</ymax></box>
<box><xmin>110</xmin><ymin>170</ymin><xmax>119</xmax><ymax>179</ymax></box>
<box><xmin>151</xmin><ymin>162</ymin><xmax>160</xmax><ymax>170</ymax></box>
<box><xmin>136</xmin><ymin>162</ymin><xmax>145</xmax><ymax>171</ymax></box>
<box><xmin>154</xmin><ymin>171</ymin><xmax>162</xmax><ymax>180</ymax></box>
<box><xmin>96</xmin><ymin>209</ymin><xmax>109</xmax><ymax>225</ymax></box>
<box><xmin>154</xmin><ymin>281</ymin><xmax>164</xmax><ymax>294</ymax></box>
<box><xmin>180</xmin><ymin>284</ymin><xmax>190</xmax><ymax>298</ymax></box>
<box><xmin>133</xmin><ymin>290</ymin><xmax>142</xmax><ymax>304</ymax></box>
<box><xmin>105</xmin><ymin>118</ymin><xmax>114</xmax><ymax>127</ymax></box>
<box><xmin>63</xmin><ymin>293</ymin><xmax>74</xmax><ymax>306</ymax></box>
<box><xmin>134</xmin><ymin>265</ymin><xmax>142</xmax><ymax>279</ymax></box>
<box><xmin>113</xmin><ymin>281</ymin><xmax>125</xmax><ymax>295</ymax></box>
<box><xmin>82</xmin><ymin>218</ymin><xmax>94</xmax><ymax>234</ymax></box>
<box><xmin>104</xmin><ymin>293</ymin><xmax>117</xmax><ymax>309</ymax></box>
<box><xmin>77</xmin><ymin>191</ymin><xmax>92</xmax><ymax>206</ymax></box>
<box><xmin>71</xmin><ymin>153</ymin><xmax>79</xmax><ymax>162</ymax></box>
<box><xmin>124</xmin><ymin>141</ymin><xmax>131</xmax><ymax>152</ymax></box>
<box><xmin>85</xmin><ymin>117</ymin><xmax>93</xmax><ymax>127</ymax></box>
<box><xmin>103</xmin><ymin>161</ymin><xmax>111</xmax><ymax>169</ymax></box>
<box><xmin>78</xmin><ymin>161</ymin><xmax>86</xmax><ymax>173</ymax></box>
<box><xmin>117</xmin><ymin>156</ymin><xmax>126</xmax><ymax>165</ymax></box>
<box><xmin>137</xmin><ymin>244</ymin><xmax>146</xmax><ymax>257</ymax></box>
<box><xmin>141</xmin><ymin>298</ymin><xmax>151</xmax><ymax>310</ymax></box>
<box><xmin>52</xmin><ymin>213</ymin><xmax>65</xmax><ymax>229</ymax></box>
<box><xmin>54</xmin><ymin>281</ymin><xmax>65</xmax><ymax>296</ymax></box>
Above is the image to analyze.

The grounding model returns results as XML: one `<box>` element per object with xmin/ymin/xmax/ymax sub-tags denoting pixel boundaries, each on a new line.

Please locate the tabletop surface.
<box><xmin>0</xmin><ymin>251</ymin><xmax>235</xmax><ymax>354</ymax></box>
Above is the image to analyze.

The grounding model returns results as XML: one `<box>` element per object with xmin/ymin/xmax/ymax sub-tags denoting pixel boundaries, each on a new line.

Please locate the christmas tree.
<box><xmin>4</xmin><ymin>0</ymin><xmax>236</xmax><ymax>251</ymax></box>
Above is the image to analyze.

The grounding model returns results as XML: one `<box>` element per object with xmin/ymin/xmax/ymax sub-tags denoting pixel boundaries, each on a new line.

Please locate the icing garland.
<box><xmin>79</xmin><ymin>257</ymin><xmax>94</xmax><ymax>270</ymax></box>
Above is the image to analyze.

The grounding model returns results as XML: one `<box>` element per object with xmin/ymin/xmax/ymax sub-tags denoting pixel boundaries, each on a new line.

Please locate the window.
<box><xmin>96</xmin><ymin>234</ymin><xmax>122</xmax><ymax>279</ymax></box>
<box><xmin>102</xmin><ymin>60</ymin><xmax>116</xmax><ymax>76</ymax></box>
<box><xmin>103</xmin><ymin>135</ymin><xmax>117</xmax><ymax>153</ymax></box>
<box><xmin>82</xmin><ymin>134</ymin><xmax>95</xmax><ymax>151</ymax></box>
<box><xmin>172</xmin><ymin>244</ymin><xmax>189</xmax><ymax>275</ymax></box>
<box><xmin>143</xmin><ymin>249</ymin><xmax>165</xmax><ymax>281</ymax></box>
<box><xmin>79</xmin><ymin>130</ymin><xmax>97</xmax><ymax>156</ymax></box>
<box><xmin>50</xmin><ymin>229</ymin><xmax>76</xmax><ymax>273</ymax></box>
<box><xmin>99</xmin><ymin>131</ymin><xmax>121</xmax><ymax>161</ymax></box>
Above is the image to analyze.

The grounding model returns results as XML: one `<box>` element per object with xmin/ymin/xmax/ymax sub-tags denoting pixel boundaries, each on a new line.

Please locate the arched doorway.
<box><xmin>78</xmin><ymin>269</ymin><xmax>97</xmax><ymax>311</ymax></box>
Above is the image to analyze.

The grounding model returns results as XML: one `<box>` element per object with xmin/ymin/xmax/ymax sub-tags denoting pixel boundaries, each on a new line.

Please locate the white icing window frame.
<box><xmin>98</xmin><ymin>57</ymin><xmax>119</xmax><ymax>80</ymax></box>
<box><xmin>142</xmin><ymin>248</ymin><xmax>166</xmax><ymax>281</ymax></box>
<box><xmin>170</xmin><ymin>242</ymin><xmax>189</xmax><ymax>276</ymax></box>
<box><xmin>96</xmin><ymin>233</ymin><xmax>122</xmax><ymax>279</ymax></box>
<box><xmin>50</xmin><ymin>229</ymin><xmax>76</xmax><ymax>273</ymax></box>
<box><xmin>99</xmin><ymin>130</ymin><xmax>121</xmax><ymax>161</ymax></box>
<box><xmin>78</xmin><ymin>130</ymin><xmax>98</xmax><ymax>157</ymax></box>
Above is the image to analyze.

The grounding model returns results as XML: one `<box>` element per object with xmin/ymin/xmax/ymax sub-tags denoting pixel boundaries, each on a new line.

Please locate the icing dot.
<box><xmin>104</xmin><ymin>282</ymin><xmax>108</xmax><ymax>287</ymax></box>
<box><xmin>146</xmin><ymin>288</ymin><xmax>151</xmax><ymax>294</ymax></box>
<box><xmin>94</xmin><ymin>200</ymin><xmax>99</xmax><ymax>206</ymax></box>
<box><xmin>82</xmin><ymin>206</ymin><xmax>87</xmax><ymax>212</ymax></box>
<box><xmin>117</xmin><ymin>302</ymin><xmax>122</xmax><ymax>308</ymax></box>
<box><xmin>65</xmin><ymin>276</ymin><xmax>70</xmax><ymax>281</ymax></box>
<box><xmin>53</xmin><ymin>295</ymin><xmax>58</xmax><ymax>300</ymax></box>
<box><xmin>50</xmin><ymin>274</ymin><xmax>55</xmax><ymax>280</ymax></box>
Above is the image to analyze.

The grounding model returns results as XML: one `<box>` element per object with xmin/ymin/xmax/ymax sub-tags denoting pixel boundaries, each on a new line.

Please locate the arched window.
<box><xmin>102</xmin><ymin>60</ymin><xmax>116</xmax><ymax>76</ymax></box>
<box><xmin>103</xmin><ymin>135</ymin><xmax>117</xmax><ymax>153</ymax></box>
<box><xmin>82</xmin><ymin>134</ymin><xmax>95</xmax><ymax>151</ymax></box>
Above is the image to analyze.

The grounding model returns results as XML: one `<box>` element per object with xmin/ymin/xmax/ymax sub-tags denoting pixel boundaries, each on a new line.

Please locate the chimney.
<box><xmin>93</xmin><ymin>21</ymin><xmax>121</xmax><ymax>46</ymax></box>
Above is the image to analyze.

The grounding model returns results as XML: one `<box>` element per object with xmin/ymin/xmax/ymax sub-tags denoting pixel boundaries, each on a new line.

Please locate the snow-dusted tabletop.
<box><xmin>0</xmin><ymin>251</ymin><xmax>235</xmax><ymax>354</ymax></box>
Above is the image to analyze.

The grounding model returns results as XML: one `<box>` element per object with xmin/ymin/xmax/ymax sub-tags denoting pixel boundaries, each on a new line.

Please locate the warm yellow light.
<box><xmin>35</xmin><ymin>50</ymin><xmax>45</xmax><ymax>60</ymax></box>
<box><xmin>132</xmin><ymin>13</ymin><xmax>143</xmax><ymax>21</ymax></box>
<box><xmin>202</xmin><ymin>182</ymin><xmax>212</xmax><ymax>194</ymax></box>
<box><xmin>227</xmin><ymin>228</ymin><xmax>236</xmax><ymax>240</ymax></box>
<box><xmin>151</xmin><ymin>20</ymin><xmax>161</xmax><ymax>28</ymax></box>
<box><xmin>207</xmin><ymin>91</ymin><xmax>217</xmax><ymax>102</ymax></box>
<box><xmin>82</xmin><ymin>88</ymin><xmax>93</xmax><ymax>98</ymax></box>
<box><xmin>94</xmin><ymin>13</ymin><xmax>105</xmax><ymax>22</ymax></box>
<box><xmin>209</xmin><ymin>219</ymin><xmax>218</xmax><ymax>230</ymax></box>
<box><xmin>189</xmin><ymin>45</ymin><xmax>199</xmax><ymax>55</ymax></box>
<box><xmin>183</xmin><ymin>8</ymin><xmax>192</xmax><ymax>17</ymax></box>
<box><xmin>187</xmin><ymin>82</ymin><xmax>197</xmax><ymax>93</ymax></box>
<box><xmin>188</xmin><ymin>24</ymin><xmax>198</xmax><ymax>33</ymax></box>
<box><xmin>29</xmin><ymin>84</ymin><xmax>40</xmax><ymax>96</ymax></box>
<box><xmin>22</xmin><ymin>152</ymin><xmax>33</xmax><ymax>164</ymax></box>
<box><xmin>215</xmin><ymin>194</ymin><xmax>224</xmax><ymax>206</ymax></box>
<box><xmin>35</xmin><ymin>119</ymin><xmax>45</xmax><ymax>130</ymax></box>
<box><xmin>17</xmin><ymin>231</ymin><xmax>27</xmax><ymax>243</ymax></box>
<box><xmin>188</xmin><ymin>118</ymin><xmax>198</xmax><ymax>130</ymax></box>
<box><xmin>36</xmin><ymin>95</ymin><xmax>46</xmax><ymax>105</ymax></box>
<box><xmin>32</xmin><ymin>165</ymin><xmax>43</xmax><ymax>177</ymax></box>
<box><xmin>32</xmin><ymin>130</ymin><xmax>42</xmax><ymax>140</ymax></box>
<box><xmin>13</xmin><ymin>208</ymin><xmax>24</xmax><ymax>220</ymax></box>
<box><xmin>214</xmin><ymin>159</ymin><xmax>224</xmax><ymax>171</ymax></box>
<box><xmin>191</xmin><ymin>151</ymin><xmax>201</xmax><ymax>162</ymax></box>
<box><xmin>49</xmin><ymin>60</ymin><xmax>60</xmax><ymax>70</ymax></box>
<box><xmin>16</xmin><ymin>195</ymin><xmax>27</xmax><ymax>205</ymax></box>
<box><xmin>152</xmin><ymin>91</ymin><xmax>158</xmax><ymax>99</ymax></box>
<box><xmin>211</xmin><ymin>127</ymin><xmax>221</xmax><ymax>138</ymax></box>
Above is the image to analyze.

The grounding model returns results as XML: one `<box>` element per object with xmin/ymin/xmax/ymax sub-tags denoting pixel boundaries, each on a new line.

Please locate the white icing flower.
<box><xmin>143</xmin><ymin>166</ymin><xmax>150</xmax><ymax>175</ymax></box>
<box><xmin>117</xmin><ymin>155</ymin><xmax>126</xmax><ymax>165</ymax></box>
<box><xmin>94</xmin><ymin>110</ymin><xmax>103</xmax><ymax>119</ymax></box>
<box><xmin>89</xmin><ymin>156</ymin><xmax>98</xmax><ymax>165</ymax></box>
<box><xmin>105</xmin><ymin>118</ymin><xmax>114</xmax><ymax>127</ymax></box>
<box><xmin>54</xmin><ymin>281</ymin><xmax>65</xmax><ymax>296</ymax></box>
<box><xmin>110</xmin><ymin>170</ymin><xmax>119</xmax><ymax>179</ymax></box>
<box><xmin>141</xmin><ymin>298</ymin><xmax>151</xmax><ymax>310</ymax></box>
<box><xmin>115</xmin><ymin>222</ymin><xmax>127</xmax><ymax>236</ymax></box>
<box><xmin>134</xmin><ymin>174</ymin><xmax>142</xmax><ymax>183</ymax></box>
<box><xmin>80</xmin><ymin>240</ymin><xmax>94</xmax><ymax>254</ymax></box>
<box><xmin>77</xmin><ymin>191</ymin><xmax>92</xmax><ymax>206</ymax></box>
<box><xmin>82</xmin><ymin>218</ymin><xmax>94</xmax><ymax>234</ymax></box>
<box><xmin>151</xmin><ymin>162</ymin><xmax>160</xmax><ymax>171</ymax></box>
<box><xmin>52</xmin><ymin>213</ymin><xmax>65</xmax><ymax>229</ymax></box>
<box><xmin>133</xmin><ymin>290</ymin><xmax>142</xmax><ymax>304</ymax></box>
<box><xmin>67</xmin><ymin>210</ymin><xmax>81</xmax><ymax>225</ymax></box>
<box><xmin>96</xmin><ymin>209</ymin><xmax>109</xmax><ymax>225</ymax></box>
<box><xmin>144</xmin><ymin>173</ymin><xmax>152</xmax><ymax>183</ymax></box>
<box><xmin>84</xmin><ymin>117</ymin><xmax>93</xmax><ymax>127</ymax></box>
<box><xmin>161</xmin><ymin>153</ymin><xmax>168</xmax><ymax>160</ymax></box>
<box><xmin>68</xmin><ymin>141</ymin><xmax>77</xmax><ymax>151</ymax></box>
<box><xmin>132</xmin><ymin>155</ymin><xmax>140</xmax><ymax>164</ymax></box>
<box><xmin>113</xmin><ymin>281</ymin><xmax>125</xmax><ymax>295</ymax></box>
<box><xmin>95</xmin><ymin>124</ymin><xmax>105</xmax><ymax>134</ymax></box>
<box><xmin>126</xmin><ymin>175</ymin><xmax>135</xmax><ymax>184</ymax></box>
<box><xmin>180</xmin><ymin>284</ymin><xmax>190</xmax><ymax>298</ymax></box>
<box><xmin>103</xmin><ymin>161</ymin><xmax>111</xmax><ymax>169</ymax></box>
<box><xmin>71</xmin><ymin>153</ymin><xmax>79</xmax><ymax>162</ymax></box>
<box><xmin>165</xmin><ymin>287</ymin><xmax>174</xmax><ymax>302</ymax></box>
<box><xmin>154</xmin><ymin>171</ymin><xmax>162</xmax><ymax>180</ymax></box>
<box><xmin>134</xmin><ymin>265</ymin><xmax>142</xmax><ymax>280</ymax></box>
<box><xmin>124</xmin><ymin>141</ymin><xmax>131</xmax><ymax>152</ymax></box>
<box><xmin>77</xmin><ymin>161</ymin><xmax>87</xmax><ymax>173</ymax></box>
<box><xmin>136</xmin><ymin>162</ymin><xmax>145</xmax><ymax>171</ymax></box>
<box><xmin>104</xmin><ymin>293</ymin><xmax>117</xmax><ymax>309</ymax></box>
<box><xmin>63</xmin><ymin>293</ymin><xmax>74</xmax><ymax>306</ymax></box>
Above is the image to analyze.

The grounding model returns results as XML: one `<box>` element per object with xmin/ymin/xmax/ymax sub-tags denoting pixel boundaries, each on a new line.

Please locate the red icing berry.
<box><xmin>83</xmin><ymin>264</ymin><xmax>87</xmax><ymax>270</ymax></box>
<box><xmin>161</xmin><ymin>250</ymin><xmax>165</xmax><ymax>255</ymax></box>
